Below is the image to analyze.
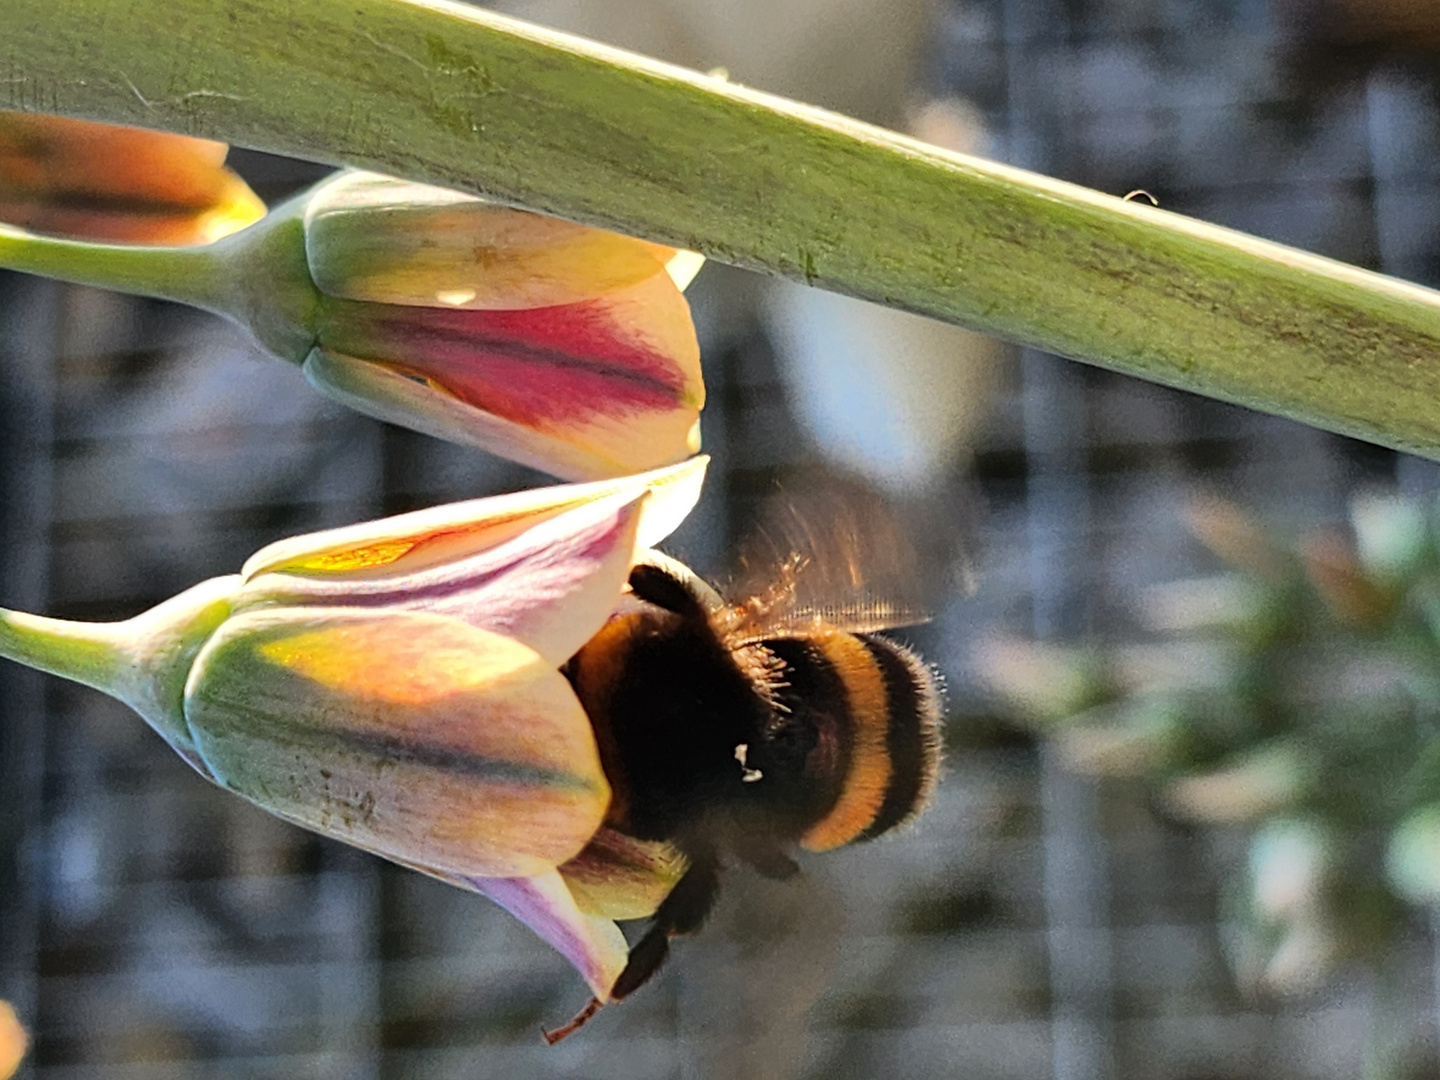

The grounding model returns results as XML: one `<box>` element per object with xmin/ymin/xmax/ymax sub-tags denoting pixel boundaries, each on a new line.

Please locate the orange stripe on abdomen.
<box><xmin>799</xmin><ymin>630</ymin><xmax>892</xmax><ymax>852</ymax></box>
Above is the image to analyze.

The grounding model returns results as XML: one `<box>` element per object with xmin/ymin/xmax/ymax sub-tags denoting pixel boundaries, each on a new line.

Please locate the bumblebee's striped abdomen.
<box><xmin>856</xmin><ymin>636</ymin><xmax>943</xmax><ymax>838</ymax></box>
<box><xmin>764</xmin><ymin>631</ymin><xmax>942</xmax><ymax>852</ymax></box>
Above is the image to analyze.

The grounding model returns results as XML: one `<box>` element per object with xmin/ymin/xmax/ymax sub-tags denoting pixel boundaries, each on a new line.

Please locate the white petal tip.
<box><xmin>665</xmin><ymin>250</ymin><xmax>706</xmax><ymax>291</ymax></box>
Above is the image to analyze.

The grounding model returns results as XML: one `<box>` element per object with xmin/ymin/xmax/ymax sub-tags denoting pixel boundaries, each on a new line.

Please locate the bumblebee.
<box><xmin>546</xmin><ymin>547</ymin><xmax>944</xmax><ymax>1040</ymax></box>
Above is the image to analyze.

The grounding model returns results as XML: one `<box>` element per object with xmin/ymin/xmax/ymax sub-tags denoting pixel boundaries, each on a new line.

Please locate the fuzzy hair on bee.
<box><xmin>544</xmin><ymin>507</ymin><xmax>946</xmax><ymax>1042</ymax></box>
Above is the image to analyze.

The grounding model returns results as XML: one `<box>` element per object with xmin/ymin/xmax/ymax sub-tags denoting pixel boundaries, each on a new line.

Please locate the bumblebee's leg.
<box><xmin>627</xmin><ymin>562</ymin><xmax>710</xmax><ymax>619</ymax></box>
<box><xmin>611</xmin><ymin>850</ymin><xmax>722</xmax><ymax>1000</ymax></box>
<box><xmin>541</xmin><ymin>998</ymin><xmax>602</xmax><ymax>1045</ymax></box>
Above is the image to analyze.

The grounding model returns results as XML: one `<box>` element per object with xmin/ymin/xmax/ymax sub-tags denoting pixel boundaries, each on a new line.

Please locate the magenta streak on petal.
<box><xmin>359</xmin><ymin>298</ymin><xmax>690</xmax><ymax>429</ymax></box>
<box><xmin>247</xmin><ymin>496</ymin><xmax>633</xmax><ymax>642</ymax></box>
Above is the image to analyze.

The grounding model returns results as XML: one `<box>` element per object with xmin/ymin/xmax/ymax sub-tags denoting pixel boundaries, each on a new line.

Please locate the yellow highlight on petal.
<box><xmin>271</xmin><ymin>537</ymin><xmax>427</xmax><ymax>575</ymax></box>
<box><xmin>257</xmin><ymin>618</ymin><xmax>540</xmax><ymax>704</ymax></box>
<box><xmin>436</xmin><ymin>288</ymin><xmax>479</xmax><ymax>306</ymax></box>
<box><xmin>194</xmin><ymin>177</ymin><xmax>267</xmax><ymax>243</ymax></box>
<box><xmin>0</xmin><ymin>1001</ymin><xmax>26</xmax><ymax>1080</ymax></box>
<box><xmin>254</xmin><ymin>513</ymin><xmax>551</xmax><ymax>579</ymax></box>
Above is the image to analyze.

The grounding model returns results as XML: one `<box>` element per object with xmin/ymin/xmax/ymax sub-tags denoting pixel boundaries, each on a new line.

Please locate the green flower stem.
<box><xmin>6</xmin><ymin>0</ymin><xmax>1440</xmax><ymax>455</ymax></box>
<box><xmin>0</xmin><ymin>577</ymin><xmax>240</xmax><ymax>759</ymax></box>
<box><xmin>0</xmin><ymin>224</ymin><xmax>229</xmax><ymax>312</ymax></box>
<box><xmin>0</xmin><ymin>609</ymin><xmax>134</xmax><ymax>701</ymax></box>
<box><xmin>0</xmin><ymin>210</ymin><xmax>319</xmax><ymax>363</ymax></box>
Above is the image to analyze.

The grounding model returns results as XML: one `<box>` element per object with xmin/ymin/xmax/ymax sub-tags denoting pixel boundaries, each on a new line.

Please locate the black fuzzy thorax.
<box><xmin>570</xmin><ymin>603</ymin><xmax>829</xmax><ymax>851</ymax></box>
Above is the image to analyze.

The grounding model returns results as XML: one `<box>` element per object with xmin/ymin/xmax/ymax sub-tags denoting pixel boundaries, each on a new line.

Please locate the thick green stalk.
<box><xmin>5</xmin><ymin>0</ymin><xmax>1440</xmax><ymax>455</ymax></box>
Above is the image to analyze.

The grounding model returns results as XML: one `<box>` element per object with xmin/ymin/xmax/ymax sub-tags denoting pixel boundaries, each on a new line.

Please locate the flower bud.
<box><xmin>0</xmin><ymin>110</ymin><xmax>263</xmax><ymax>244</ymax></box>
<box><xmin>0</xmin><ymin>162</ymin><xmax>705</xmax><ymax>480</ymax></box>
<box><xmin>0</xmin><ymin>457</ymin><xmax>708</xmax><ymax>997</ymax></box>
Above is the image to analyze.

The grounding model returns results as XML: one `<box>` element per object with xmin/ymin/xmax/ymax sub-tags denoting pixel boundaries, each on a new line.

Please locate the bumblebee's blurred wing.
<box><xmin>720</xmin><ymin>479</ymin><xmax>939</xmax><ymax>642</ymax></box>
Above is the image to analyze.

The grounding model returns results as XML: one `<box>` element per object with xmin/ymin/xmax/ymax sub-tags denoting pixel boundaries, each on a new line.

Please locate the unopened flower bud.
<box><xmin>0</xmin><ymin>110</ymin><xmax>263</xmax><ymax>244</ymax></box>
<box><xmin>0</xmin><ymin>155</ymin><xmax>704</xmax><ymax>480</ymax></box>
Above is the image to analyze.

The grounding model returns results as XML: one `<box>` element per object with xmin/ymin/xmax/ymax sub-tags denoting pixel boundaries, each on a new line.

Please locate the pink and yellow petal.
<box><xmin>305</xmin><ymin>171</ymin><xmax>683</xmax><ymax>310</ymax></box>
<box><xmin>240</xmin><ymin>455</ymin><xmax>707</xmax><ymax>582</ymax></box>
<box><xmin>241</xmin><ymin>487</ymin><xmax>649</xmax><ymax>667</ymax></box>
<box><xmin>183</xmin><ymin>608</ymin><xmax>609</xmax><ymax>880</ymax></box>
<box><xmin>472</xmin><ymin>870</ymin><xmax>630</xmax><ymax>999</ymax></box>
<box><xmin>316</xmin><ymin>269</ymin><xmax>703</xmax><ymax>480</ymax></box>
<box><xmin>301</xmin><ymin>346</ymin><xmax>665</xmax><ymax>481</ymax></box>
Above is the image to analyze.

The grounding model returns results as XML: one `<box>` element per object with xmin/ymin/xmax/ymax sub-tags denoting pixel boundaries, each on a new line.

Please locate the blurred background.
<box><xmin>7</xmin><ymin>0</ymin><xmax>1440</xmax><ymax>1077</ymax></box>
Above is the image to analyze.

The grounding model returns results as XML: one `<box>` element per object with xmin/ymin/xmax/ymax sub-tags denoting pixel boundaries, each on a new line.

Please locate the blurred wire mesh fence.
<box><xmin>7</xmin><ymin>1</ymin><xmax>1440</xmax><ymax>1078</ymax></box>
